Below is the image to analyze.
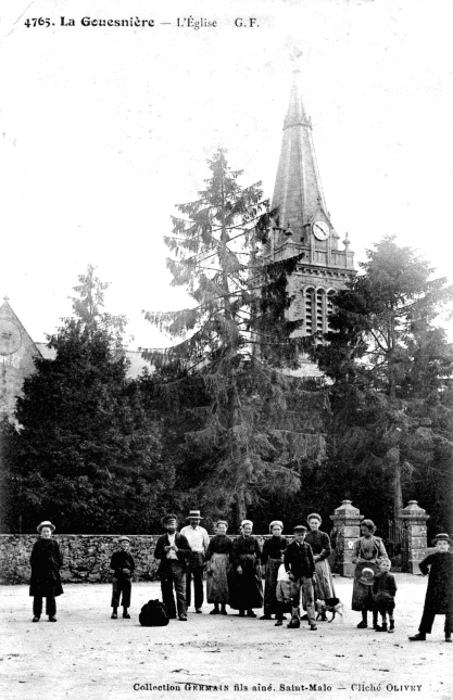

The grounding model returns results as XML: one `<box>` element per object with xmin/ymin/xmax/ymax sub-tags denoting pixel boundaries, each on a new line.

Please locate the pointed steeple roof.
<box><xmin>272</xmin><ymin>58</ymin><xmax>329</xmax><ymax>241</ymax></box>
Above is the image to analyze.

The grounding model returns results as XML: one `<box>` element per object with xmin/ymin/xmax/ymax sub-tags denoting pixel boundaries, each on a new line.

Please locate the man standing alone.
<box><xmin>181</xmin><ymin>509</ymin><xmax>210</xmax><ymax>613</ymax></box>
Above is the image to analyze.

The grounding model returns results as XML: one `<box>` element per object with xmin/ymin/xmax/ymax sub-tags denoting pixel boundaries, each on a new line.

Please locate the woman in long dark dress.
<box><xmin>29</xmin><ymin>520</ymin><xmax>63</xmax><ymax>622</ymax></box>
<box><xmin>351</xmin><ymin>519</ymin><xmax>388</xmax><ymax>629</ymax></box>
<box><xmin>205</xmin><ymin>520</ymin><xmax>233</xmax><ymax>615</ymax></box>
<box><xmin>229</xmin><ymin>520</ymin><xmax>263</xmax><ymax>617</ymax></box>
<box><xmin>261</xmin><ymin>520</ymin><xmax>287</xmax><ymax>620</ymax></box>
<box><xmin>305</xmin><ymin>513</ymin><xmax>335</xmax><ymax>621</ymax></box>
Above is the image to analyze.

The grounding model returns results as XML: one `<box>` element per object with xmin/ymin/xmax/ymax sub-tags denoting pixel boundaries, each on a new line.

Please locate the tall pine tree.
<box><xmin>142</xmin><ymin>150</ymin><xmax>327</xmax><ymax>526</ymax></box>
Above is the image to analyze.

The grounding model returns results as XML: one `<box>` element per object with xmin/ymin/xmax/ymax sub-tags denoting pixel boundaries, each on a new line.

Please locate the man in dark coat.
<box><xmin>409</xmin><ymin>533</ymin><xmax>453</xmax><ymax>642</ymax></box>
<box><xmin>284</xmin><ymin>525</ymin><xmax>317</xmax><ymax>630</ymax></box>
<box><xmin>29</xmin><ymin>520</ymin><xmax>63</xmax><ymax>622</ymax></box>
<box><xmin>154</xmin><ymin>514</ymin><xmax>191</xmax><ymax>621</ymax></box>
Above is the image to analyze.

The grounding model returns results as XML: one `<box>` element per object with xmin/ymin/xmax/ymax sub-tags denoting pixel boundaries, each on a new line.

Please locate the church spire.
<box><xmin>271</xmin><ymin>52</ymin><xmax>328</xmax><ymax>245</ymax></box>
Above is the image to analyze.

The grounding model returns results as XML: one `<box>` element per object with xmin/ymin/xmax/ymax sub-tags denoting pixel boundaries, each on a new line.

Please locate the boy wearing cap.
<box><xmin>284</xmin><ymin>525</ymin><xmax>317</xmax><ymax>630</ymax></box>
<box><xmin>154</xmin><ymin>515</ymin><xmax>191</xmax><ymax>621</ymax></box>
<box><xmin>29</xmin><ymin>521</ymin><xmax>63</xmax><ymax>622</ymax></box>
<box><xmin>409</xmin><ymin>533</ymin><xmax>453</xmax><ymax>643</ymax></box>
<box><xmin>180</xmin><ymin>509</ymin><xmax>210</xmax><ymax>613</ymax></box>
<box><xmin>110</xmin><ymin>536</ymin><xmax>135</xmax><ymax>619</ymax></box>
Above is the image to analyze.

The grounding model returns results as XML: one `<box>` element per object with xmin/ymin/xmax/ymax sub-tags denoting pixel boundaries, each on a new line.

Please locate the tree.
<box><xmin>6</xmin><ymin>272</ymin><xmax>168</xmax><ymax>533</ymax></box>
<box><xmin>142</xmin><ymin>150</ymin><xmax>325</xmax><ymax>526</ymax></box>
<box><xmin>317</xmin><ymin>235</ymin><xmax>453</xmax><ymax>540</ymax></box>
<box><xmin>69</xmin><ymin>264</ymin><xmax>128</xmax><ymax>348</ymax></box>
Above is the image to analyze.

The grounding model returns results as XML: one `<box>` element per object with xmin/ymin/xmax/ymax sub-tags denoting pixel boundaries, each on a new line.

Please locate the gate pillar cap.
<box><xmin>330</xmin><ymin>500</ymin><xmax>362</xmax><ymax>519</ymax></box>
<box><xmin>399</xmin><ymin>500</ymin><xmax>429</xmax><ymax>521</ymax></box>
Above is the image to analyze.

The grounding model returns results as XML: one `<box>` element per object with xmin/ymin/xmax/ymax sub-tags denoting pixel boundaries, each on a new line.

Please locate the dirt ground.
<box><xmin>1</xmin><ymin>574</ymin><xmax>452</xmax><ymax>700</ymax></box>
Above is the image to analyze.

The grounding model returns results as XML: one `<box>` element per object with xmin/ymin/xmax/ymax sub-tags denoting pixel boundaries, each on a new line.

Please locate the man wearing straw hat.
<box><xmin>29</xmin><ymin>521</ymin><xmax>63</xmax><ymax>622</ymax></box>
<box><xmin>181</xmin><ymin>509</ymin><xmax>210</xmax><ymax>613</ymax></box>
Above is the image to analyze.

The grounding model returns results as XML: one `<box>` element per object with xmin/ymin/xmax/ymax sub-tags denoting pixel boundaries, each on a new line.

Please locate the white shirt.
<box><xmin>166</xmin><ymin>532</ymin><xmax>178</xmax><ymax>559</ymax></box>
<box><xmin>180</xmin><ymin>525</ymin><xmax>210</xmax><ymax>553</ymax></box>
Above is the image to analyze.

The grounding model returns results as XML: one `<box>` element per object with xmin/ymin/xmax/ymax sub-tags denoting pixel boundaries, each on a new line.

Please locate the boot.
<box><xmin>122</xmin><ymin>607</ymin><xmax>130</xmax><ymax>619</ymax></box>
<box><xmin>357</xmin><ymin>611</ymin><xmax>368</xmax><ymax>629</ymax></box>
<box><xmin>111</xmin><ymin>609</ymin><xmax>118</xmax><ymax>619</ymax></box>
<box><xmin>220</xmin><ymin>605</ymin><xmax>227</xmax><ymax>615</ymax></box>
<box><xmin>376</xmin><ymin>622</ymin><xmax>388</xmax><ymax>632</ymax></box>
<box><xmin>409</xmin><ymin>632</ymin><xmax>426</xmax><ymax>641</ymax></box>
<box><xmin>372</xmin><ymin>612</ymin><xmax>378</xmax><ymax>630</ymax></box>
<box><xmin>388</xmin><ymin>620</ymin><xmax>395</xmax><ymax>634</ymax></box>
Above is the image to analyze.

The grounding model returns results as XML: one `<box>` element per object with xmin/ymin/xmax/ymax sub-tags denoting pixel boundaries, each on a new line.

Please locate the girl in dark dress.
<box><xmin>229</xmin><ymin>520</ymin><xmax>263</xmax><ymax>617</ymax></box>
<box><xmin>261</xmin><ymin>520</ymin><xmax>287</xmax><ymax>620</ymax></box>
<box><xmin>205</xmin><ymin>520</ymin><xmax>233</xmax><ymax>615</ymax></box>
<box><xmin>305</xmin><ymin>513</ymin><xmax>336</xmax><ymax>621</ymax></box>
<box><xmin>29</xmin><ymin>520</ymin><xmax>63</xmax><ymax>622</ymax></box>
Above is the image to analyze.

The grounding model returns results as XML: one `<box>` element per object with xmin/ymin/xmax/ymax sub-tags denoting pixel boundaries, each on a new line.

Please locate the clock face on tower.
<box><xmin>0</xmin><ymin>319</ymin><xmax>22</xmax><ymax>355</ymax></box>
<box><xmin>313</xmin><ymin>220</ymin><xmax>330</xmax><ymax>241</ymax></box>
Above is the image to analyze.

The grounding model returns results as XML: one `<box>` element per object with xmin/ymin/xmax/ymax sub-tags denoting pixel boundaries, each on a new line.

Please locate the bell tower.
<box><xmin>265</xmin><ymin>52</ymin><xmax>355</xmax><ymax>337</ymax></box>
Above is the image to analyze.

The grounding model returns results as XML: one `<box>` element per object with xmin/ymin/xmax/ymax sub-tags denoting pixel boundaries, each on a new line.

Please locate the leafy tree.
<box><xmin>317</xmin><ymin>236</ymin><xmax>453</xmax><ymax>540</ymax></box>
<box><xmin>6</xmin><ymin>273</ymin><xmax>168</xmax><ymax>533</ymax></box>
<box><xmin>142</xmin><ymin>150</ymin><xmax>326</xmax><ymax>526</ymax></box>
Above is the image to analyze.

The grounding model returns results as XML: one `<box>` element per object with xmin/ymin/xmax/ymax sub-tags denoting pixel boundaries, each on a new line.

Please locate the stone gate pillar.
<box><xmin>330</xmin><ymin>500</ymin><xmax>363</xmax><ymax>577</ymax></box>
<box><xmin>399</xmin><ymin>500</ymin><xmax>429</xmax><ymax>574</ymax></box>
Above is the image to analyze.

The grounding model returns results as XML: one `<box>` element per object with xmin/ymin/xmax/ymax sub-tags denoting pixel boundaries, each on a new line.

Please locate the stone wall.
<box><xmin>0</xmin><ymin>535</ymin><xmax>161</xmax><ymax>585</ymax></box>
<box><xmin>0</xmin><ymin>534</ymin><xmax>268</xmax><ymax>585</ymax></box>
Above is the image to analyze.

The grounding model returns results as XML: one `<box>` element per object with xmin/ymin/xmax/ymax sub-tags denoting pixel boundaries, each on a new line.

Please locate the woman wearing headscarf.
<box><xmin>205</xmin><ymin>520</ymin><xmax>233</xmax><ymax>615</ymax></box>
<box><xmin>229</xmin><ymin>520</ymin><xmax>263</xmax><ymax>617</ymax></box>
<box><xmin>260</xmin><ymin>520</ymin><xmax>287</xmax><ymax>620</ymax></box>
<box><xmin>305</xmin><ymin>513</ymin><xmax>335</xmax><ymax>621</ymax></box>
<box><xmin>352</xmin><ymin>519</ymin><xmax>388</xmax><ymax>629</ymax></box>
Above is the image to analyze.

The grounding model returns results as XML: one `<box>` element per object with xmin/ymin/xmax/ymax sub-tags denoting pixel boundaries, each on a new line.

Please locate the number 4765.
<box><xmin>24</xmin><ymin>18</ymin><xmax>52</xmax><ymax>27</ymax></box>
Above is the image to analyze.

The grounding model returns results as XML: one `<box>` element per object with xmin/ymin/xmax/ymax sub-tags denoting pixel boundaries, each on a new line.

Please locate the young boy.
<box><xmin>409</xmin><ymin>533</ymin><xmax>453</xmax><ymax>643</ymax></box>
<box><xmin>373</xmin><ymin>558</ymin><xmax>397</xmax><ymax>633</ymax></box>
<box><xmin>110</xmin><ymin>536</ymin><xmax>135</xmax><ymax>619</ymax></box>
<box><xmin>284</xmin><ymin>525</ymin><xmax>317</xmax><ymax>631</ymax></box>
<box><xmin>30</xmin><ymin>520</ymin><xmax>63</xmax><ymax>622</ymax></box>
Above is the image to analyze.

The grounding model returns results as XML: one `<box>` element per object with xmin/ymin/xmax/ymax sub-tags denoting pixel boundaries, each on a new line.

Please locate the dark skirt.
<box><xmin>263</xmin><ymin>558</ymin><xmax>281</xmax><ymax>614</ymax></box>
<box><xmin>228</xmin><ymin>554</ymin><xmax>263</xmax><ymax>610</ymax></box>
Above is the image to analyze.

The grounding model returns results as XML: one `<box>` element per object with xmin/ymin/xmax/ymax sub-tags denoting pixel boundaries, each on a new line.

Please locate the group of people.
<box><xmin>152</xmin><ymin>510</ymin><xmax>336</xmax><ymax>630</ymax></box>
<box><xmin>29</xmin><ymin>512</ymin><xmax>453</xmax><ymax>643</ymax></box>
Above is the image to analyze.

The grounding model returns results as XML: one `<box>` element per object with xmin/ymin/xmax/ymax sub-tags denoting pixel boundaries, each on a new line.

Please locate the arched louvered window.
<box><xmin>304</xmin><ymin>287</ymin><xmax>315</xmax><ymax>335</ymax></box>
<box><xmin>316</xmin><ymin>289</ymin><xmax>325</xmax><ymax>332</ymax></box>
<box><xmin>327</xmin><ymin>290</ymin><xmax>335</xmax><ymax>329</ymax></box>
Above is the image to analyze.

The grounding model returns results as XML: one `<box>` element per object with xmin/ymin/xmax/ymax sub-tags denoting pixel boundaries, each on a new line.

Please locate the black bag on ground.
<box><xmin>139</xmin><ymin>599</ymin><xmax>169</xmax><ymax>626</ymax></box>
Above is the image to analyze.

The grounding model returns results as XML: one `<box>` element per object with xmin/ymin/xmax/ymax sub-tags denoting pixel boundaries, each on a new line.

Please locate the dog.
<box><xmin>315</xmin><ymin>597</ymin><xmax>344</xmax><ymax>622</ymax></box>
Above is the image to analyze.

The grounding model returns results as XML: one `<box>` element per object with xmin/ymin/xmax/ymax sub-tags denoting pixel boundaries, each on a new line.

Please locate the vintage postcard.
<box><xmin>1</xmin><ymin>1</ymin><xmax>452</xmax><ymax>699</ymax></box>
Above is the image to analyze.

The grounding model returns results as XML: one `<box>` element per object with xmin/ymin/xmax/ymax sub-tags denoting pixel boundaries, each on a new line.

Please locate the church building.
<box><xmin>1</xmin><ymin>60</ymin><xmax>355</xmax><ymax>418</ymax></box>
<box><xmin>265</xmin><ymin>59</ymin><xmax>355</xmax><ymax>337</ymax></box>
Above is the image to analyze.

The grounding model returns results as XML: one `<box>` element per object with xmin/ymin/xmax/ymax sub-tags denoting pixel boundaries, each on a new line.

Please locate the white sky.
<box><xmin>1</xmin><ymin>0</ymin><xmax>452</xmax><ymax>349</ymax></box>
